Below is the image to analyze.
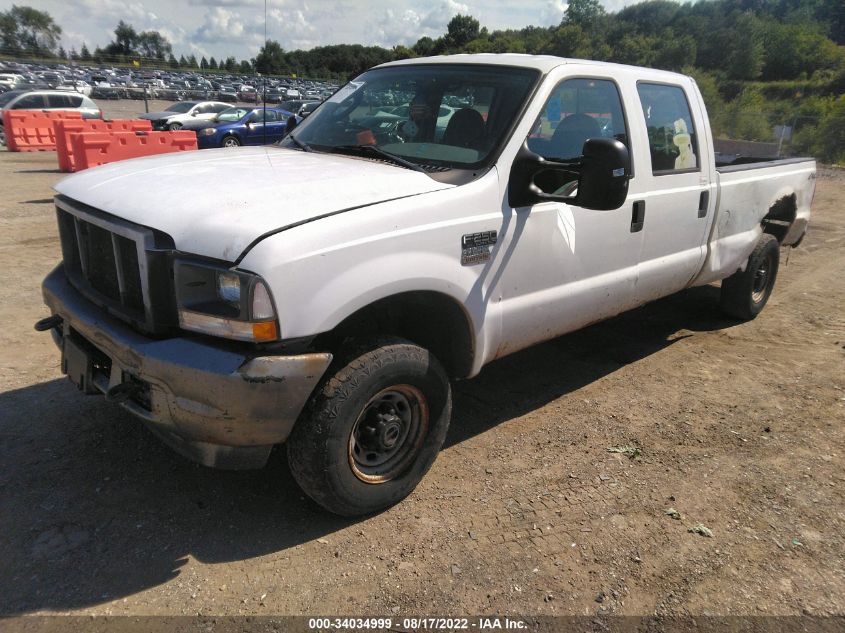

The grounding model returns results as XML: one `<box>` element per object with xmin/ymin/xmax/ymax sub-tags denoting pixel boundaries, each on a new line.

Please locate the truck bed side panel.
<box><xmin>692</xmin><ymin>159</ymin><xmax>815</xmax><ymax>286</ymax></box>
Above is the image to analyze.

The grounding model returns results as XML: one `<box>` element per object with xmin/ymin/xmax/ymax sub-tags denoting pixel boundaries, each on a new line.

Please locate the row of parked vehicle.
<box><xmin>137</xmin><ymin>99</ymin><xmax>322</xmax><ymax>148</ymax></box>
<box><xmin>0</xmin><ymin>60</ymin><xmax>339</xmax><ymax>106</ymax></box>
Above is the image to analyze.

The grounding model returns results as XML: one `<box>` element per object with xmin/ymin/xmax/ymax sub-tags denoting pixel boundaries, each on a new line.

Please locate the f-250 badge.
<box><xmin>461</xmin><ymin>230</ymin><xmax>498</xmax><ymax>266</ymax></box>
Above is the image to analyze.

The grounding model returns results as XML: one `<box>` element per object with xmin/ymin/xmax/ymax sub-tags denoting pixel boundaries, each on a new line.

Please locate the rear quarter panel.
<box><xmin>692</xmin><ymin>159</ymin><xmax>815</xmax><ymax>286</ymax></box>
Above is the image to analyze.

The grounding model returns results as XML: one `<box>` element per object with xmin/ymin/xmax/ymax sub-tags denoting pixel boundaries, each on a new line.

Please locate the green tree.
<box><xmin>137</xmin><ymin>31</ymin><xmax>171</xmax><ymax>60</ymax></box>
<box><xmin>254</xmin><ymin>39</ymin><xmax>286</xmax><ymax>74</ymax></box>
<box><xmin>726</xmin><ymin>13</ymin><xmax>763</xmax><ymax>80</ymax></box>
<box><xmin>200</xmin><ymin>56</ymin><xmax>208</xmax><ymax>69</ymax></box>
<box><xmin>564</xmin><ymin>0</ymin><xmax>606</xmax><ymax>29</ymax></box>
<box><xmin>392</xmin><ymin>45</ymin><xmax>414</xmax><ymax>60</ymax></box>
<box><xmin>80</xmin><ymin>42</ymin><xmax>91</xmax><ymax>61</ymax></box>
<box><xmin>413</xmin><ymin>36</ymin><xmax>435</xmax><ymax>56</ymax></box>
<box><xmin>178</xmin><ymin>54</ymin><xmax>188</xmax><ymax>67</ymax></box>
<box><xmin>108</xmin><ymin>20</ymin><xmax>137</xmax><ymax>56</ymax></box>
<box><xmin>0</xmin><ymin>5</ymin><xmax>62</xmax><ymax>56</ymax></box>
<box><xmin>187</xmin><ymin>54</ymin><xmax>198</xmax><ymax>68</ymax></box>
<box><xmin>445</xmin><ymin>14</ymin><xmax>481</xmax><ymax>48</ymax></box>
<box><xmin>209</xmin><ymin>56</ymin><xmax>217</xmax><ymax>69</ymax></box>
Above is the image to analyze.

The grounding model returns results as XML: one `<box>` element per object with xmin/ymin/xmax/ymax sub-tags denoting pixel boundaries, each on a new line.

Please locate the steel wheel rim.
<box><xmin>348</xmin><ymin>384</ymin><xmax>429</xmax><ymax>484</ymax></box>
<box><xmin>752</xmin><ymin>252</ymin><xmax>774</xmax><ymax>303</ymax></box>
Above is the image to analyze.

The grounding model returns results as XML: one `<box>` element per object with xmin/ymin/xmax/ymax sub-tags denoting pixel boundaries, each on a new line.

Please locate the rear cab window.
<box><xmin>636</xmin><ymin>83</ymin><xmax>699</xmax><ymax>174</ymax></box>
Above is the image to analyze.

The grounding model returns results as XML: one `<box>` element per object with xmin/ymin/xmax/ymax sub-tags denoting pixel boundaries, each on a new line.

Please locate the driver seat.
<box><xmin>549</xmin><ymin>113</ymin><xmax>601</xmax><ymax>160</ymax></box>
<box><xmin>441</xmin><ymin>108</ymin><xmax>486</xmax><ymax>151</ymax></box>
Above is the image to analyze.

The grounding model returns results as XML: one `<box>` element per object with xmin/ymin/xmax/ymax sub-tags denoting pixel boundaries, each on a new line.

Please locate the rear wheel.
<box><xmin>720</xmin><ymin>233</ymin><xmax>780</xmax><ymax>320</ymax></box>
<box><xmin>287</xmin><ymin>337</ymin><xmax>451</xmax><ymax>516</ymax></box>
<box><xmin>0</xmin><ymin>124</ymin><xmax>5</xmax><ymax>148</ymax></box>
<box><xmin>221</xmin><ymin>135</ymin><xmax>241</xmax><ymax>148</ymax></box>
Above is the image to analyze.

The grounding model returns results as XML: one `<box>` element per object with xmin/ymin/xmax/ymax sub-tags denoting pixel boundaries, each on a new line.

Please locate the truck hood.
<box><xmin>54</xmin><ymin>146</ymin><xmax>453</xmax><ymax>262</ymax></box>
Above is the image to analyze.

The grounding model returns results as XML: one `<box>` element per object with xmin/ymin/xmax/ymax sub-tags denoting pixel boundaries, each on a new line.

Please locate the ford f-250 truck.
<box><xmin>37</xmin><ymin>55</ymin><xmax>815</xmax><ymax>516</ymax></box>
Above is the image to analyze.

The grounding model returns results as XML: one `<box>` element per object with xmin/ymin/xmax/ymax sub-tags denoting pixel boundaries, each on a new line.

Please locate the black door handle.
<box><xmin>631</xmin><ymin>200</ymin><xmax>645</xmax><ymax>232</ymax></box>
<box><xmin>698</xmin><ymin>191</ymin><xmax>709</xmax><ymax>218</ymax></box>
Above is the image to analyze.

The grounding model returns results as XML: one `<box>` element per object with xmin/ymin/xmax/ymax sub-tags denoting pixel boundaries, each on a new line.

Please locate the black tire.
<box><xmin>0</xmin><ymin>124</ymin><xmax>5</xmax><ymax>148</ymax></box>
<box><xmin>720</xmin><ymin>233</ymin><xmax>780</xmax><ymax>320</ymax></box>
<box><xmin>287</xmin><ymin>337</ymin><xmax>452</xmax><ymax>516</ymax></box>
<box><xmin>221</xmin><ymin>135</ymin><xmax>241</xmax><ymax>148</ymax></box>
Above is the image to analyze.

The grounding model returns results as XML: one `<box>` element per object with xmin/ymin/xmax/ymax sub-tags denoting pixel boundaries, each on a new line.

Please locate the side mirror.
<box><xmin>509</xmin><ymin>138</ymin><xmax>631</xmax><ymax>211</ymax></box>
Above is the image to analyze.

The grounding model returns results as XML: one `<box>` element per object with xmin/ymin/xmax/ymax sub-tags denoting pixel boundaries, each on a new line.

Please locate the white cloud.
<box><xmin>540</xmin><ymin>0</ymin><xmax>568</xmax><ymax>26</ymax></box>
<box><xmin>376</xmin><ymin>0</ymin><xmax>471</xmax><ymax>47</ymax></box>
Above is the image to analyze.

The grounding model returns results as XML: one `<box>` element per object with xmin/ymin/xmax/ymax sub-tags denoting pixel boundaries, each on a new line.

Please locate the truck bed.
<box><xmin>693</xmin><ymin>157</ymin><xmax>816</xmax><ymax>286</ymax></box>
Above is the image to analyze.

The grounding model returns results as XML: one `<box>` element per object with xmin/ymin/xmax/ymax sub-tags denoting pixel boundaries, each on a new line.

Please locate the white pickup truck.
<box><xmin>38</xmin><ymin>55</ymin><xmax>815</xmax><ymax>515</ymax></box>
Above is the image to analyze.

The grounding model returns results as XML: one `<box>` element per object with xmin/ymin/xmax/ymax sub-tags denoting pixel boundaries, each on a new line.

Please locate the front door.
<box><xmin>496</xmin><ymin>76</ymin><xmax>645</xmax><ymax>357</ymax></box>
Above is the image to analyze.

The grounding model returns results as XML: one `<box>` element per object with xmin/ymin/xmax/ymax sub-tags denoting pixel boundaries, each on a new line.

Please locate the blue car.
<box><xmin>193</xmin><ymin>106</ymin><xmax>293</xmax><ymax>149</ymax></box>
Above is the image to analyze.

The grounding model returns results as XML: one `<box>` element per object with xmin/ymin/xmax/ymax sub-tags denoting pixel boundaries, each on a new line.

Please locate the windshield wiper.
<box><xmin>288</xmin><ymin>133</ymin><xmax>312</xmax><ymax>152</ymax></box>
<box><xmin>332</xmin><ymin>144</ymin><xmax>426</xmax><ymax>173</ymax></box>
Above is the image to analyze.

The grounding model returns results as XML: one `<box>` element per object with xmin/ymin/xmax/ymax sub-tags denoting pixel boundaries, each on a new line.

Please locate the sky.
<box><xmin>5</xmin><ymin>0</ymin><xmax>637</xmax><ymax>61</ymax></box>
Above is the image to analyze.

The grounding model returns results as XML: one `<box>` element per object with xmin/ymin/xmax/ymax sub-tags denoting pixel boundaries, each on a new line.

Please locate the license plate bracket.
<box><xmin>62</xmin><ymin>336</ymin><xmax>97</xmax><ymax>394</ymax></box>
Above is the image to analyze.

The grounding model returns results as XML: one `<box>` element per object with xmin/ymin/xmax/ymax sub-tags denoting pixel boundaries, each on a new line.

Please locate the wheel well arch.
<box><xmin>312</xmin><ymin>291</ymin><xmax>475</xmax><ymax>380</ymax></box>
<box><xmin>762</xmin><ymin>193</ymin><xmax>797</xmax><ymax>243</ymax></box>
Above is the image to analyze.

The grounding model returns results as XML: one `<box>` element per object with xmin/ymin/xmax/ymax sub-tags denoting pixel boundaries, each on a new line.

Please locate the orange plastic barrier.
<box><xmin>54</xmin><ymin>119</ymin><xmax>153</xmax><ymax>172</ymax></box>
<box><xmin>3</xmin><ymin>110</ymin><xmax>83</xmax><ymax>152</ymax></box>
<box><xmin>71</xmin><ymin>131</ymin><xmax>198</xmax><ymax>171</ymax></box>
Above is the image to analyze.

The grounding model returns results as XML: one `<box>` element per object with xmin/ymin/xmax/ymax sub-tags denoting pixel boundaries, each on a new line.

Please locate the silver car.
<box><xmin>0</xmin><ymin>90</ymin><xmax>101</xmax><ymax>147</ymax></box>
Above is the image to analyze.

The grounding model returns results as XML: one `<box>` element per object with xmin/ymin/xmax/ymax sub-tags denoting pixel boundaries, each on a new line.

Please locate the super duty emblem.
<box><xmin>461</xmin><ymin>230</ymin><xmax>498</xmax><ymax>266</ymax></box>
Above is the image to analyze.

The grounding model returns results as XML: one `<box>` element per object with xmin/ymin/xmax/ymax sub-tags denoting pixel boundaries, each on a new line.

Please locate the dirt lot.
<box><xmin>0</xmin><ymin>103</ymin><xmax>843</xmax><ymax>619</ymax></box>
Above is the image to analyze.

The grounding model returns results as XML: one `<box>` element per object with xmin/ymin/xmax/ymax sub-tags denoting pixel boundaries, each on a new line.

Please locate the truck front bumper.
<box><xmin>41</xmin><ymin>265</ymin><xmax>332</xmax><ymax>469</ymax></box>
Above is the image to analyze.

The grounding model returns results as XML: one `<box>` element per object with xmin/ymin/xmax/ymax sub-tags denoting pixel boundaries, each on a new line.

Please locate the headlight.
<box><xmin>174</xmin><ymin>260</ymin><xmax>279</xmax><ymax>342</ymax></box>
<box><xmin>200</xmin><ymin>127</ymin><xmax>217</xmax><ymax>136</ymax></box>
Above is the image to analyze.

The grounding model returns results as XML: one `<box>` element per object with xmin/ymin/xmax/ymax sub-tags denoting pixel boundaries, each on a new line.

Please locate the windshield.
<box><xmin>165</xmin><ymin>101</ymin><xmax>196</xmax><ymax>113</ymax></box>
<box><xmin>284</xmin><ymin>64</ymin><xmax>539</xmax><ymax>170</ymax></box>
<box><xmin>215</xmin><ymin>107</ymin><xmax>249</xmax><ymax>122</ymax></box>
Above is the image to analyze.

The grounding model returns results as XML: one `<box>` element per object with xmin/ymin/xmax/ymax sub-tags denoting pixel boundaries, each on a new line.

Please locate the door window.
<box><xmin>13</xmin><ymin>94</ymin><xmax>46</xmax><ymax>109</ymax></box>
<box><xmin>528</xmin><ymin>78</ymin><xmax>629</xmax><ymax>161</ymax></box>
<box><xmin>636</xmin><ymin>83</ymin><xmax>699</xmax><ymax>174</ymax></box>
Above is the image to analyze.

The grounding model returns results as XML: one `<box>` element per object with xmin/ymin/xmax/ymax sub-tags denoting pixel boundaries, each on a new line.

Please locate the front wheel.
<box><xmin>168</xmin><ymin>122</ymin><xmax>182</xmax><ymax>131</ymax></box>
<box><xmin>720</xmin><ymin>233</ymin><xmax>780</xmax><ymax>320</ymax></box>
<box><xmin>221</xmin><ymin>135</ymin><xmax>241</xmax><ymax>148</ymax></box>
<box><xmin>287</xmin><ymin>337</ymin><xmax>452</xmax><ymax>516</ymax></box>
<box><xmin>0</xmin><ymin>124</ymin><xmax>6</xmax><ymax>148</ymax></box>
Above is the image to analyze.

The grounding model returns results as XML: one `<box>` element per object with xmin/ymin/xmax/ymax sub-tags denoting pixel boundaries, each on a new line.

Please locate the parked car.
<box><xmin>0</xmin><ymin>90</ymin><xmax>101</xmax><ymax>147</ymax></box>
<box><xmin>56</xmin><ymin>80</ymin><xmax>92</xmax><ymax>96</ymax></box>
<box><xmin>297</xmin><ymin>101</ymin><xmax>321</xmax><ymax>119</ymax></box>
<box><xmin>138</xmin><ymin>100</ymin><xmax>231</xmax><ymax>131</ymax></box>
<box><xmin>238</xmin><ymin>85</ymin><xmax>259</xmax><ymax>103</ymax></box>
<box><xmin>279</xmin><ymin>99</ymin><xmax>319</xmax><ymax>113</ymax></box>
<box><xmin>38</xmin><ymin>55</ymin><xmax>815</xmax><ymax>515</ymax></box>
<box><xmin>217</xmin><ymin>86</ymin><xmax>238</xmax><ymax>102</ymax></box>
<box><xmin>193</xmin><ymin>106</ymin><xmax>292</xmax><ymax>148</ymax></box>
<box><xmin>0</xmin><ymin>73</ymin><xmax>24</xmax><ymax>91</ymax></box>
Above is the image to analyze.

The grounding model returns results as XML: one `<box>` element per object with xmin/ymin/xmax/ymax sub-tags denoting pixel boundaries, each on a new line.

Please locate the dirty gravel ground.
<box><xmin>0</xmin><ymin>105</ymin><xmax>843</xmax><ymax>619</ymax></box>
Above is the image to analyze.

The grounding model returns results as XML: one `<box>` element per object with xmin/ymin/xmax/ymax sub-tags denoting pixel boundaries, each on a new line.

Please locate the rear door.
<box><xmin>631</xmin><ymin>81</ymin><xmax>714</xmax><ymax>303</ymax></box>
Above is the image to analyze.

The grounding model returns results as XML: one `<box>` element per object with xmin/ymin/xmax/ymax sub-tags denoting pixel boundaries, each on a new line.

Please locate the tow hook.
<box><xmin>34</xmin><ymin>315</ymin><xmax>63</xmax><ymax>332</ymax></box>
<box><xmin>105</xmin><ymin>382</ymin><xmax>140</xmax><ymax>404</ymax></box>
